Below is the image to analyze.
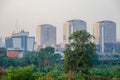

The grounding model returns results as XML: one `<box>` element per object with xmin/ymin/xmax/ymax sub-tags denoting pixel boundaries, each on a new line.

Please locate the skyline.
<box><xmin>0</xmin><ymin>0</ymin><xmax>120</xmax><ymax>43</ymax></box>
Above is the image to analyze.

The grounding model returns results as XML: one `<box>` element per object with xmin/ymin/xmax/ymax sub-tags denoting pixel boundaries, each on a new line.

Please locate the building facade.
<box><xmin>63</xmin><ymin>19</ymin><xmax>87</xmax><ymax>44</ymax></box>
<box><xmin>5</xmin><ymin>30</ymin><xmax>35</xmax><ymax>57</ymax></box>
<box><xmin>36</xmin><ymin>24</ymin><xmax>56</xmax><ymax>47</ymax></box>
<box><xmin>93</xmin><ymin>20</ymin><xmax>116</xmax><ymax>53</ymax></box>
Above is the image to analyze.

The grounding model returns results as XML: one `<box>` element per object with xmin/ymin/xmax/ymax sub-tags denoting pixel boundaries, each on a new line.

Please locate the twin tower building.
<box><xmin>36</xmin><ymin>19</ymin><xmax>116</xmax><ymax>53</ymax></box>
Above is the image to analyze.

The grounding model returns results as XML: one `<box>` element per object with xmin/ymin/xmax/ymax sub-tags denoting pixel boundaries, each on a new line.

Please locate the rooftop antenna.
<box><xmin>15</xmin><ymin>19</ymin><xmax>19</xmax><ymax>32</ymax></box>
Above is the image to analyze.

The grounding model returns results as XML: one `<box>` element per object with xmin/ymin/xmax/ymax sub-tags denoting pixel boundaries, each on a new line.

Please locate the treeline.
<box><xmin>0</xmin><ymin>65</ymin><xmax>119</xmax><ymax>80</ymax></box>
<box><xmin>0</xmin><ymin>47</ymin><xmax>63</xmax><ymax>68</ymax></box>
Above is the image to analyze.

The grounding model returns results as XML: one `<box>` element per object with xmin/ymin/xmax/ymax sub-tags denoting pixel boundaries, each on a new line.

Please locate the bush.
<box><xmin>2</xmin><ymin>65</ymin><xmax>39</xmax><ymax>80</ymax></box>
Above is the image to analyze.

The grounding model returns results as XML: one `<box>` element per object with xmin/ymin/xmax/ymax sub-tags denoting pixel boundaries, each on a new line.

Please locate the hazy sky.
<box><xmin>0</xmin><ymin>0</ymin><xmax>120</xmax><ymax>43</ymax></box>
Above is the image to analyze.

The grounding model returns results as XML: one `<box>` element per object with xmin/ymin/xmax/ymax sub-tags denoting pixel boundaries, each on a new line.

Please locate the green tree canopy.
<box><xmin>64</xmin><ymin>30</ymin><xmax>97</xmax><ymax>75</ymax></box>
<box><xmin>0</xmin><ymin>47</ymin><xmax>6</xmax><ymax>57</ymax></box>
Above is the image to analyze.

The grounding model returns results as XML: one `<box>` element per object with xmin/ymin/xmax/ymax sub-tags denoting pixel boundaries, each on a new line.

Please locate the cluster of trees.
<box><xmin>0</xmin><ymin>47</ymin><xmax>63</xmax><ymax>80</ymax></box>
<box><xmin>0</xmin><ymin>47</ymin><xmax>63</xmax><ymax>69</ymax></box>
<box><xmin>0</xmin><ymin>30</ymin><xmax>120</xmax><ymax>80</ymax></box>
<box><xmin>90</xmin><ymin>65</ymin><xmax>120</xmax><ymax>78</ymax></box>
<box><xmin>1</xmin><ymin>64</ymin><xmax>120</xmax><ymax>80</ymax></box>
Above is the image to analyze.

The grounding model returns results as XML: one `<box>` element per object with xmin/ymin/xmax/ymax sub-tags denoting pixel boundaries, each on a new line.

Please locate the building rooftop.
<box><xmin>98</xmin><ymin>20</ymin><xmax>115</xmax><ymax>24</ymax></box>
<box><xmin>67</xmin><ymin>19</ymin><xmax>86</xmax><ymax>23</ymax></box>
<box><xmin>38</xmin><ymin>24</ymin><xmax>55</xmax><ymax>27</ymax></box>
<box><xmin>12</xmin><ymin>30</ymin><xmax>29</xmax><ymax>36</ymax></box>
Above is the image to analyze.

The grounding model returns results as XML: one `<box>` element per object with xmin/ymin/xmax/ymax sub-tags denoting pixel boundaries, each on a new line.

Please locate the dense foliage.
<box><xmin>0</xmin><ymin>47</ymin><xmax>63</xmax><ymax>69</ymax></box>
<box><xmin>64</xmin><ymin>30</ymin><xmax>97</xmax><ymax>79</ymax></box>
<box><xmin>1</xmin><ymin>65</ymin><xmax>120</xmax><ymax>80</ymax></box>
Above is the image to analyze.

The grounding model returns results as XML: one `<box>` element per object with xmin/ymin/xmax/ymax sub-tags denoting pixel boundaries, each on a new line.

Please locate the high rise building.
<box><xmin>5</xmin><ymin>30</ymin><xmax>35</xmax><ymax>57</ymax></box>
<box><xmin>36</xmin><ymin>24</ymin><xmax>56</xmax><ymax>47</ymax></box>
<box><xmin>63</xmin><ymin>19</ymin><xmax>87</xmax><ymax>43</ymax></box>
<box><xmin>93</xmin><ymin>20</ymin><xmax>116</xmax><ymax>53</ymax></box>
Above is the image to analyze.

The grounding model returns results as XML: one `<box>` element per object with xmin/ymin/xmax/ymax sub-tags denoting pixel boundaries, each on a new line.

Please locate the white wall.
<box><xmin>13</xmin><ymin>38</ymin><xmax>22</xmax><ymax>49</ymax></box>
<box><xmin>27</xmin><ymin>37</ymin><xmax>34</xmax><ymax>51</ymax></box>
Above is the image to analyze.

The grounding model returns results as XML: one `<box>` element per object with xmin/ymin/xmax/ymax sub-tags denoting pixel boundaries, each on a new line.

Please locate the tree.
<box><xmin>64</xmin><ymin>30</ymin><xmax>97</xmax><ymax>78</ymax></box>
<box><xmin>0</xmin><ymin>47</ymin><xmax>6</xmax><ymax>57</ymax></box>
<box><xmin>115</xmin><ymin>45</ymin><xmax>120</xmax><ymax>54</ymax></box>
<box><xmin>0</xmin><ymin>48</ymin><xmax>7</xmax><ymax>67</ymax></box>
<box><xmin>39</xmin><ymin>47</ymin><xmax>62</xmax><ymax>69</ymax></box>
<box><xmin>30</xmin><ymin>47</ymin><xmax>62</xmax><ymax>71</ymax></box>
<box><xmin>2</xmin><ymin>65</ymin><xmax>36</xmax><ymax>80</ymax></box>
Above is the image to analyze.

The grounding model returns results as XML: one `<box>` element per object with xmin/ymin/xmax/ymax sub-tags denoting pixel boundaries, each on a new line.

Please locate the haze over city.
<box><xmin>0</xmin><ymin>0</ymin><xmax>120</xmax><ymax>43</ymax></box>
<box><xmin>0</xmin><ymin>0</ymin><xmax>120</xmax><ymax>79</ymax></box>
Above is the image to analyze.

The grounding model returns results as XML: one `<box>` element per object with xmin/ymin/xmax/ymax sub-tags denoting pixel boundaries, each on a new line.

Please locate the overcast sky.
<box><xmin>0</xmin><ymin>0</ymin><xmax>120</xmax><ymax>43</ymax></box>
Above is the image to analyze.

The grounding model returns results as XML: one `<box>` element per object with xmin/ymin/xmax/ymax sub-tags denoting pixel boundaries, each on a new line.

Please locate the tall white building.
<box><xmin>63</xmin><ymin>19</ymin><xmax>87</xmax><ymax>44</ymax></box>
<box><xmin>93</xmin><ymin>20</ymin><xmax>116</xmax><ymax>53</ymax></box>
<box><xmin>36</xmin><ymin>24</ymin><xmax>56</xmax><ymax>47</ymax></box>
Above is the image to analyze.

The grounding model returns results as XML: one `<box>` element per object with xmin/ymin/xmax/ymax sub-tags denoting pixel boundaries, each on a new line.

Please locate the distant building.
<box><xmin>54</xmin><ymin>43</ymin><xmax>69</xmax><ymax>52</ymax></box>
<box><xmin>7</xmin><ymin>51</ymin><xmax>20</xmax><ymax>58</ymax></box>
<box><xmin>63</xmin><ymin>19</ymin><xmax>87</xmax><ymax>44</ymax></box>
<box><xmin>93</xmin><ymin>20</ymin><xmax>116</xmax><ymax>53</ymax></box>
<box><xmin>51</xmin><ymin>44</ymin><xmax>63</xmax><ymax>52</ymax></box>
<box><xmin>5</xmin><ymin>30</ymin><xmax>35</xmax><ymax>57</ymax></box>
<box><xmin>7</xmin><ymin>48</ymin><xmax>24</xmax><ymax>58</ymax></box>
<box><xmin>115</xmin><ymin>42</ymin><xmax>120</xmax><ymax>53</ymax></box>
<box><xmin>0</xmin><ymin>36</ymin><xmax>3</xmax><ymax>47</ymax></box>
<box><xmin>36</xmin><ymin>24</ymin><xmax>56</xmax><ymax>47</ymax></box>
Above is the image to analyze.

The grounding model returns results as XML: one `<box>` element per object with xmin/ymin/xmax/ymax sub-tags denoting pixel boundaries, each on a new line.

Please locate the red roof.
<box><xmin>7</xmin><ymin>51</ymin><xmax>20</xmax><ymax>58</ymax></box>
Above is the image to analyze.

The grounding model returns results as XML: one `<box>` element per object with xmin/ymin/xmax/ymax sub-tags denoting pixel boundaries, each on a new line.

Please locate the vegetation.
<box><xmin>90</xmin><ymin>65</ymin><xmax>120</xmax><ymax>78</ymax></box>
<box><xmin>0</xmin><ymin>30</ymin><xmax>120</xmax><ymax>80</ymax></box>
<box><xmin>0</xmin><ymin>47</ymin><xmax>62</xmax><ymax>68</ymax></box>
<box><xmin>1</xmin><ymin>65</ymin><xmax>120</xmax><ymax>80</ymax></box>
<box><xmin>64</xmin><ymin>30</ymin><xmax>96</xmax><ymax>79</ymax></box>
